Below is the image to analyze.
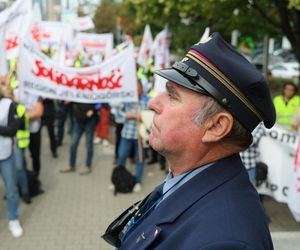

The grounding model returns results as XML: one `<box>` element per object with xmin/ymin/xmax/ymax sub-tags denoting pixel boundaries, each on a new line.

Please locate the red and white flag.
<box><xmin>151</xmin><ymin>26</ymin><xmax>170</xmax><ymax>95</ymax></box>
<box><xmin>0</xmin><ymin>0</ymin><xmax>32</xmax><ymax>59</ymax></box>
<box><xmin>288</xmin><ymin>138</ymin><xmax>300</xmax><ymax>221</ymax></box>
<box><xmin>0</xmin><ymin>28</ymin><xmax>8</xmax><ymax>77</ymax></box>
<box><xmin>137</xmin><ymin>25</ymin><xmax>153</xmax><ymax>68</ymax></box>
<box><xmin>30</xmin><ymin>2</ymin><xmax>42</xmax><ymax>47</ymax></box>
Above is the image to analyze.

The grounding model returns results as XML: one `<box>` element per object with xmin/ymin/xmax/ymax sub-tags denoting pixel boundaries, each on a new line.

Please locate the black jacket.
<box><xmin>73</xmin><ymin>103</ymin><xmax>97</xmax><ymax>123</ymax></box>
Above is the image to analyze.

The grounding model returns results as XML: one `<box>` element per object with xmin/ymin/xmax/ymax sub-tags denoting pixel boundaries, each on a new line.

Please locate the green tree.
<box><xmin>93</xmin><ymin>0</ymin><xmax>117</xmax><ymax>34</ymax></box>
<box><xmin>123</xmin><ymin>0</ymin><xmax>300</xmax><ymax>64</ymax></box>
<box><xmin>250</xmin><ymin>0</ymin><xmax>300</xmax><ymax>64</ymax></box>
<box><xmin>124</xmin><ymin>0</ymin><xmax>278</xmax><ymax>55</ymax></box>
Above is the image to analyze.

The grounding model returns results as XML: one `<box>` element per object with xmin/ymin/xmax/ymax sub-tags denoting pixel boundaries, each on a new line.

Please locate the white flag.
<box><xmin>288</xmin><ymin>138</ymin><xmax>300</xmax><ymax>221</ymax></box>
<box><xmin>72</xmin><ymin>16</ymin><xmax>95</xmax><ymax>31</ymax></box>
<box><xmin>0</xmin><ymin>28</ymin><xmax>8</xmax><ymax>77</ymax></box>
<box><xmin>0</xmin><ymin>0</ymin><xmax>32</xmax><ymax>59</ymax></box>
<box><xmin>151</xmin><ymin>27</ymin><xmax>170</xmax><ymax>95</ymax></box>
<box><xmin>199</xmin><ymin>27</ymin><xmax>210</xmax><ymax>43</ymax></box>
<box><xmin>30</xmin><ymin>2</ymin><xmax>42</xmax><ymax>47</ymax></box>
<box><xmin>137</xmin><ymin>25</ymin><xmax>153</xmax><ymax>68</ymax></box>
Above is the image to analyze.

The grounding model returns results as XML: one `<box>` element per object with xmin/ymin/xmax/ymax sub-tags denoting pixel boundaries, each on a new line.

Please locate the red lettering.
<box><xmin>31</xmin><ymin>60</ymin><xmax>124</xmax><ymax>91</ymax></box>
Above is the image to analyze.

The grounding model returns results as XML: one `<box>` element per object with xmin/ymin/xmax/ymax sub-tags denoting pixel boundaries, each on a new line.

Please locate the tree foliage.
<box><xmin>93</xmin><ymin>0</ymin><xmax>300</xmax><ymax>63</ymax></box>
<box><xmin>247</xmin><ymin>0</ymin><xmax>300</xmax><ymax>63</ymax></box>
<box><xmin>122</xmin><ymin>0</ymin><xmax>279</xmax><ymax>55</ymax></box>
<box><xmin>93</xmin><ymin>0</ymin><xmax>117</xmax><ymax>34</ymax></box>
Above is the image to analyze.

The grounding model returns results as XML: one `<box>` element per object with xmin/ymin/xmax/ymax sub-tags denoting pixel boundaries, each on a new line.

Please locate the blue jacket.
<box><xmin>119</xmin><ymin>154</ymin><xmax>273</xmax><ymax>250</ymax></box>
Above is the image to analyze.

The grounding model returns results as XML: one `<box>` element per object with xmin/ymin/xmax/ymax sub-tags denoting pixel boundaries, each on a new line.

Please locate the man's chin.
<box><xmin>149</xmin><ymin>140</ymin><xmax>163</xmax><ymax>155</ymax></box>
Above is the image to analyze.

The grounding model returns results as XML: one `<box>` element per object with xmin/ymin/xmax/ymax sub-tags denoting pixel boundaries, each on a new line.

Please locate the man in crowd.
<box><xmin>60</xmin><ymin>103</ymin><xmax>98</xmax><ymax>175</ymax></box>
<box><xmin>274</xmin><ymin>82</ymin><xmax>300</xmax><ymax>129</ymax></box>
<box><xmin>0</xmin><ymin>85</ymin><xmax>24</xmax><ymax>237</ymax></box>
<box><xmin>103</xmin><ymin>33</ymin><xmax>274</xmax><ymax>249</ymax></box>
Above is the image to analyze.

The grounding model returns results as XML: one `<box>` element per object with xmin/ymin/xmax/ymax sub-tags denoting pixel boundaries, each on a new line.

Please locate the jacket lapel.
<box><xmin>149</xmin><ymin>154</ymin><xmax>244</xmax><ymax>224</ymax></box>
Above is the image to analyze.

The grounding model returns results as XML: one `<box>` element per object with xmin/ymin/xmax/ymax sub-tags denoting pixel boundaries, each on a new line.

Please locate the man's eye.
<box><xmin>168</xmin><ymin>93</ymin><xmax>175</xmax><ymax>99</ymax></box>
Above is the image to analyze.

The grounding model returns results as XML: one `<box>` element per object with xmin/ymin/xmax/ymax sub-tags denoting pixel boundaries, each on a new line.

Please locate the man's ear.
<box><xmin>201</xmin><ymin>112</ymin><xmax>234</xmax><ymax>143</ymax></box>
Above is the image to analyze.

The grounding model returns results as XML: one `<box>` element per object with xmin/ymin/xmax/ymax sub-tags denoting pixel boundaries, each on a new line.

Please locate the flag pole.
<box><xmin>136</xmin><ymin>103</ymin><xmax>143</xmax><ymax>163</ymax></box>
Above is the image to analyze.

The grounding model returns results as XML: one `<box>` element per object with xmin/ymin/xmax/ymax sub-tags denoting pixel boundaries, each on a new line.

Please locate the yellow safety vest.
<box><xmin>16</xmin><ymin>104</ymin><xmax>30</xmax><ymax>149</ymax></box>
<box><xmin>274</xmin><ymin>95</ymin><xmax>300</xmax><ymax>129</ymax></box>
<box><xmin>137</xmin><ymin>66</ymin><xmax>147</xmax><ymax>80</ymax></box>
<box><xmin>74</xmin><ymin>54</ymin><xmax>84</xmax><ymax>68</ymax></box>
<box><xmin>10</xmin><ymin>74</ymin><xmax>18</xmax><ymax>90</ymax></box>
<box><xmin>9</xmin><ymin>58</ymin><xmax>16</xmax><ymax>71</ymax></box>
<box><xmin>148</xmin><ymin>89</ymin><xmax>155</xmax><ymax>98</ymax></box>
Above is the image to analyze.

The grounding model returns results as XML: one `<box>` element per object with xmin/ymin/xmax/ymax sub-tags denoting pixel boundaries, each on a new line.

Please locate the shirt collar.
<box><xmin>162</xmin><ymin>162</ymin><xmax>215</xmax><ymax>196</ymax></box>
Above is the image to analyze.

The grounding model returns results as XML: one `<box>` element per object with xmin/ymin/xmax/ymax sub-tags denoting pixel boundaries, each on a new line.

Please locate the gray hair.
<box><xmin>194</xmin><ymin>95</ymin><xmax>252</xmax><ymax>150</ymax></box>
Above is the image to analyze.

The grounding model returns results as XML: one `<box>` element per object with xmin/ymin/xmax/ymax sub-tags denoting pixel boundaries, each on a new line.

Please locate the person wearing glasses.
<box><xmin>103</xmin><ymin>33</ymin><xmax>274</xmax><ymax>249</ymax></box>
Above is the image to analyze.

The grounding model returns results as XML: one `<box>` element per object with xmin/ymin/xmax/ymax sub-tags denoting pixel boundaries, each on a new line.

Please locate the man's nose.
<box><xmin>148</xmin><ymin>95</ymin><xmax>162</xmax><ymax>114</ymax></box>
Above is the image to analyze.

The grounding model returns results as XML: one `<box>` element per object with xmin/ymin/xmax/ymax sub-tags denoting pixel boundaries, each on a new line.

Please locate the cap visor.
<box><xmin>155</xmin><ymin>68</ymin><xmax>207</xmax><ymax>94</ymax></box>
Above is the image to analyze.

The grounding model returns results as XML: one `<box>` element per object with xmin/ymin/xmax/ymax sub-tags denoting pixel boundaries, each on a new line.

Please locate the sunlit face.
<box><xmin>148</xmin><ymin>81</ymin><xmax>205</xmax><ymax>156</ymax></box>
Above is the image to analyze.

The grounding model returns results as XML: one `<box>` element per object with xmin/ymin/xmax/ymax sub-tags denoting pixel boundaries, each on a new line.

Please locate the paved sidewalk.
<box><xmin>0</xmin><ymin>128</ymin><xmax>299</xmax><ymax>250</ymax></box>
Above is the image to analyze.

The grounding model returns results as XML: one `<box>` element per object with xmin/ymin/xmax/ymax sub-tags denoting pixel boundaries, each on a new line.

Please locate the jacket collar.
<box><xmin>150</xmin><ymin>153</ymin><xmax>244</xmax><ymax>224</ymax></box>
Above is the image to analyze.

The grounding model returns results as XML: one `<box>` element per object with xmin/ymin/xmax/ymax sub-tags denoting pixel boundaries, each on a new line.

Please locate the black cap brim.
<box><xmin>155</xmin><ymin>68</ymin><xmax>209</xmax><ymax>95</ymax></box>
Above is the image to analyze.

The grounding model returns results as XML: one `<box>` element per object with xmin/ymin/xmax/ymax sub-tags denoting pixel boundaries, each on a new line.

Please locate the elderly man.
<box><xmin>103</xmin><ymin>33</ymin><xmax>274</xmax><ymax>249</ymax></box>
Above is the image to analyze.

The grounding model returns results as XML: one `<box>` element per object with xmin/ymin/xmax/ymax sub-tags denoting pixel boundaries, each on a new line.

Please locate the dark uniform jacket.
<box><xmin>119</xmin><ymin>154</ymin><xmax>273</xmax><ymax>250</ymax></box>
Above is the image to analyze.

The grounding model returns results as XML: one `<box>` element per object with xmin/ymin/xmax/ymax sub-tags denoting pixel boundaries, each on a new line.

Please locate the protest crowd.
<box><xmin>0</xmin><ymin>0</ymin><xmax>300</xmax><ymax>246</ymax></box>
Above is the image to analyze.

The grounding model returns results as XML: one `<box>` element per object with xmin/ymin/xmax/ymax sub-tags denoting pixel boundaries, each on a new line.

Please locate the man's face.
<box><xmin>283</xmin><ymin>84</ymin><xmax>296</xmax><ymax>99</ymax></box>
<box><xmin>148</xmin><ymin>81</ymin><xmax>205</xmax><ymax>156</ymax></box>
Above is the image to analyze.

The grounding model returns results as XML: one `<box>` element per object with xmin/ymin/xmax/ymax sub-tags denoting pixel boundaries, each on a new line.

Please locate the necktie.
<box><xmin>139</xmin><ymin>182</ymin><xmax>165</xmax><ymax>216</ymax></box>
<box><xmin>122</xmin><ymin>182</ymin><xmax>165</xmax><ymax>240</ymax></box>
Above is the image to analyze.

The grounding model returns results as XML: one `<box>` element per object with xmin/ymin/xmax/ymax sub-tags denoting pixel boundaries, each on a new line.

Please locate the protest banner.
<box><xmin>288</xmin><ymin>138</ymin><xmax>300</xmax><ymax>221</ymax></box>
<box><xmin>19</xmin><ymin>38</ymin><xmax>138</xmax><ymax>104</ymax></box>
<box><xmin>257</xmin><ymin>124</ymin><xmax>298</xmax><ymax>203</ymax></box>
<box><xmin>75</xmin><ymin>32</ymin><xmax>113</xmax><ymax>60</ymax></box>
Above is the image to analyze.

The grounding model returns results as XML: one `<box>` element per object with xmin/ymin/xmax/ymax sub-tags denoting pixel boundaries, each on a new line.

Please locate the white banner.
<box><xmin>137</xmin><ymin>25</ymin><xmax>153</xmax><ymax>68</ymax></box>
<box><xmin>75</xmin><ymin>32</ymin><xmax>113</xmax><ymax>60</ymax></box>
<box><xmin>257</xmin><ymin>124</ymin><xmax>299</xmax><ymax>203</ymax></box>
<box><xmin>288</xmin><ymin>138</ymin><xmax>300</xmax><ymax>221</ymax></box>
<box><xmin>19</xmin><ymin>38</ymin><xmax>138</xmax><ymax>104</ymax></box>
<box><xmin>0</xmin><ymin>0</ymin><xmax>32</xmax><ymax>59</ymax></box>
